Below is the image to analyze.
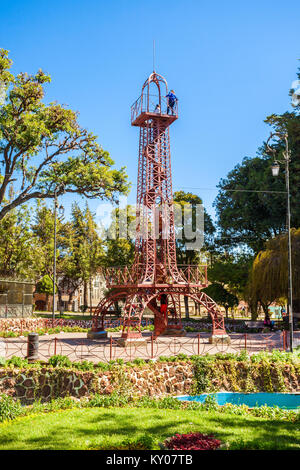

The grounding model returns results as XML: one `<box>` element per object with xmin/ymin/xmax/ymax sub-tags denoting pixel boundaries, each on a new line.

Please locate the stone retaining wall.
<box><xmin>0</xmin><ymin>362</ymin><xmax>193</xmax><ymax>404</ymax></box>
<box><xmin>0</xmin><ymin>361</ymin><xmax>299</xmax><ymax>404</ymax></box>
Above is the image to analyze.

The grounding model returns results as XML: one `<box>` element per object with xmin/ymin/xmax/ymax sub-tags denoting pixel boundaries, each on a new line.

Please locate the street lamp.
<box><xmin>52</xmin><ymin>185</ymin><xmax>64</xmax><ymax>327</ymax></box>
<box><xmin>271</xmin><ymin>161</ymin><xmax>280</xmax><ymax>177</ymax></box>
<box><xmin>267</xmin><ymin>132</ymin><xmax>293</xmax><ymax>352</ymax></box>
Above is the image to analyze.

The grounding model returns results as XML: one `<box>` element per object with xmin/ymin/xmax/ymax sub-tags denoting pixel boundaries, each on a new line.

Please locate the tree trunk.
<box><xmin>89</xmin><ymin>276</ymin><xmax>93</xmax><ymax>315</ymax></box>
<box><xmin>67</xmin><ymin>292</ymin><xmax>73</xmax><ymax>312</ymax></box>
<box><xmin>260</xmin><ymin>302</ymin><xmax>270</xmax><ymax>320</ymax></box>
<box><xmin>57</xmin><ymin>290</ymin><xmax>64</xmax><ymax>314</ymax></box>
<box><xmin>114</xmin><ymin>301</ymin><xmax>121</xmax><ymax>316</ymax></box>
<box><xmin>184</xmin><ymin>296</ymin><xmax>189</xmax><ymax>319</ymax></box>
<box><xmin>249</xmin><ymin>299</ymin><xmax>259</xmax><ymax>320</ymax></box>
<box><xmin>83</xmin><ymin>280</ymin><xmax>88</xmax><ymax>309</ymax></box>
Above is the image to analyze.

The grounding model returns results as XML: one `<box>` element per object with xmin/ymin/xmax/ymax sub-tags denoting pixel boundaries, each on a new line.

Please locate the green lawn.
<box><xmin>0</xmin><ymin>407</ymin><xmax>298</xmax><ymax>450</ymax></box>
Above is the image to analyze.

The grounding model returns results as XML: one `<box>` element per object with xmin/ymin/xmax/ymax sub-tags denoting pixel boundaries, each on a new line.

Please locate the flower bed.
<box><xmin>0</xmin><ymin>317</ymin><xmax>153</xmax><ymax>335</ymax></box>
<box><xmin>163</xmin><ymin>432</ymin><xmax>222</xmax><ymax>450</ymax></box>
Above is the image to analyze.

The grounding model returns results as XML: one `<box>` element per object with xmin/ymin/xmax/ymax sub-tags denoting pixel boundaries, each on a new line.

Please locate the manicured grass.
<box><xmin>0</xmin><ymin>407</ymin><xmax>298</xmax><ymax>450</ymax></box>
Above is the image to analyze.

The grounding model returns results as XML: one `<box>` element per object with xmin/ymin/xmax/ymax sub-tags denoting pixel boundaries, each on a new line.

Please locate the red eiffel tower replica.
<box><xmin>88</xmin><ymin>71</ymin><xmax>229</xmax><ymax>345</ymax></box>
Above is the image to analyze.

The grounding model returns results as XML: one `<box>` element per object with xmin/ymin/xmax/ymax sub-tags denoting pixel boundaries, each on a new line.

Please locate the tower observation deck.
<box><xmin>88</xmin><ymin>72</ymin><xmax>228</xmax><ymax>344</ymax></box>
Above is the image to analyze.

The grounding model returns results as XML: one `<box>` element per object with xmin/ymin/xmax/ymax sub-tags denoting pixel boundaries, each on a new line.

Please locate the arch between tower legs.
<box><xmin>88</xmin><ymin>288</ymin><xmax>230</xmax><ymax>345</ymax></box>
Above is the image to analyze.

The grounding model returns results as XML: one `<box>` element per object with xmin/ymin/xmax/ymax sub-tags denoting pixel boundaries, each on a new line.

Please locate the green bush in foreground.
<box><xmin>1</xmin><ymin>349</ymin><xmax>299</xmax><ymax>371</ymax></box>
<box><xmin>0</xmin><ymin>395</ymin><xmax>23</xmax><ymax>422</ymax></box>
<box><xmin>0</xmin><ymin>392</ymin><xmax>298</xmax><ymax>425</ymax></box>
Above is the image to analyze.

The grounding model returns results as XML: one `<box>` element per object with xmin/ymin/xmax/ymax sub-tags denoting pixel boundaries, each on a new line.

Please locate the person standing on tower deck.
<box><xmin>166</xmin><ymin>90</ymin><xmax>178</xmax><ymax>115</ymax></box>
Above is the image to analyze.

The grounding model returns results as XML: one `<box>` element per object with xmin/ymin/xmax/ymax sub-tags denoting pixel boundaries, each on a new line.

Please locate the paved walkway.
<box><xmin>1</xmin><ymin>330</ymin><xmax>297</xmax><ymax>363</ymax></box>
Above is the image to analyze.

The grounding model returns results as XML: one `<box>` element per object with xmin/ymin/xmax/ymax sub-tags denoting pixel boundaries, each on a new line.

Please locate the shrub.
<box><xmin>48</xmin><ymin>355</ymin><xmax>72</xmax><ymax>368</ymax></box>
<box><xmin>0</xmin><ymin>394</ymin><xmax>23</xmax><ymax>422</ymax></box>
<box><xmin>203</xmin><ymin>394</ymin><xmax>219</xmax><ymax>410</ymax></box>
<box><xmin>72</xmin><ymin>360</ymin><xmax>94</xmax><ymax>371</ymax></box>
<box><xmin>192</xmin><ymin>357</ymin><xmax>212</xmax><ymax>393</ymax></box>
<box><xmin>88</xmin><ymin>392</ymin><xmax>130</xmax><ymax>408</ymax></box>
<box><xmin>132</xmin><ymin>358</ymin><xmax>146</xmax><ymax>366</ymax></box>
<box><xmin>95</xmin><ymin>362</ymin><xmax>110</xmax><ymax>371</ymax></box>
<box><xmin>6</xmin><ymin>356</ymin><xmax>29</xmax><ymax>368</ymax></box>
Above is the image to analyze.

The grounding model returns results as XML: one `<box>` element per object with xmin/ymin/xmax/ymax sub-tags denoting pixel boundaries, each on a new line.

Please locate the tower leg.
<box><xmin>117</xmin><ymin>294</ymin><xmax>147</xmax><ymax>346</ymax></box>
<box><xmin>87</xmin><ymin>292</ymin><xmax>126</xmax><ymax>340</ymax></box>
<box><xmin>189</xmin><ymin>291</ymin><xmax>230</xmax><ymax>344</ymax></box>
<box><xmin>160</xmin><ymin>293</ymin><xmax>186</xmax><ymax>336</ymax></box>
<box><xmin>209</xmin><ymin>312</ymin><xmax>230</xmax><ymax>344</ymax></box>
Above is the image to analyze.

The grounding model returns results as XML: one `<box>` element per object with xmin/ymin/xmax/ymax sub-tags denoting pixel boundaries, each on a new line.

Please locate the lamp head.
<box><xmin>271</xmin><ymin>161</ymin><xmax>280</xmax><ymax>177</ymax></box>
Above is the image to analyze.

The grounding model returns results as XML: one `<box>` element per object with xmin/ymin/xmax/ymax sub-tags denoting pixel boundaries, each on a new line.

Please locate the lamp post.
<box><xmin>52</xmin><ymin>186</ymin><xmax>64</xmax><ymax>328</ymax></box>
<box><xmin>267</xmin><ymin>132</ymin><xmax>293</xmax><ymax>352</ymax></box>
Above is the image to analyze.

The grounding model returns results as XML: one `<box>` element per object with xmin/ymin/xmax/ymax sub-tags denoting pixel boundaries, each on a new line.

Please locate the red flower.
<box><xmin>165</xmin><ymin>432</ymin><xmax>221</xmax><ymax>450</ymax></box>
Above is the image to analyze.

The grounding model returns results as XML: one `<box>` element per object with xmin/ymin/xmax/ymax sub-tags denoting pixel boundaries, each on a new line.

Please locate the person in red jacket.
<box><xmin>159</xmin><ymin>293</ymin><xmax>168</xmax><ymax>317</ymax></box>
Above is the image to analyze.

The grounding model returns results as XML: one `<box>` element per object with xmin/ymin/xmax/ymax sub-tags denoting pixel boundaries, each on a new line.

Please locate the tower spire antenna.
<box><xmin>153</xmin><ymin>39</ymin><xmax>155</xmax><ymax>72</ymax></box>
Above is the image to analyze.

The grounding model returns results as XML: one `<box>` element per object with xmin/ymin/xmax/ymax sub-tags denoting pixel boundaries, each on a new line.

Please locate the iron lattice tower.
<box><xmin>89</xmin><ymin>72</ymin><xmax>228</xmax><ymax>343</ymax></box>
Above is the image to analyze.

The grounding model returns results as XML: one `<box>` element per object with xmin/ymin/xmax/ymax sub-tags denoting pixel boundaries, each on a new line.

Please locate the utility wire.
<box><xmin>129</xmin><ymin>182</ymin><xmax>287</xmax><ymax>194</ymax></box>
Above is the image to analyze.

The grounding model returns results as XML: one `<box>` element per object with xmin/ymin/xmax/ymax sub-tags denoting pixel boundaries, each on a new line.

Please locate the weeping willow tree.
<box><xmin>246</xmin><ymin>228</ymin><xmax>300</xmax><ymax>319</ymax></box>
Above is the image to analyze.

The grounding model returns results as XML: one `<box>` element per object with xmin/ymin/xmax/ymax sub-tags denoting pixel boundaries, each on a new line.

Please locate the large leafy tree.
<box><xmin>32</xmin><ymin>201</ymin><xmax>105</xmax><ymax>310</ymax></box>
<box><xmin>207</xmin><ymin>253</ymin><xmax>253</xmax><ymax>299</ymax></box>
<box><xmin>214</xmin><ymin>66</ymin><xmax>300</xmax><ymax>254</ymax></box>
<box><xmin>0</xmin><ymin>49</ymin><xmax>129</xmax><ymax>221</ymax></box>
<box><xmin>64</xmin><ymin>203</ymin><xmax>104</xmax><ymax>309</ymax></box>
<box><xmin>104</xmin><ymin>205</ymin><xmax>135</xmax><ymax>267</ymax></box>
<box><xmin>31</xmin><ymin>200</ymin><xmax>65</xmax><ymax>279</ymax></box>
<box><xmin>214</xmin><ymin>155</ymin><xmax>288</xmax><ymax>253</ymax></box>
<box><xmin>202</xmin><ymin>282</ymin><xmax>238</xmax><ymax>318</ymax></box>
<box><xmin>204</xmin><ymin>253</ymin><xmax>250</xmax><ymax>319</ymax></box>
<box><xmin>173</xmin><ymin>191</ymin><xmax>216</xmax><ymax>264</ymax></box>
<box><xmin>246</xmin><ymin>228</ymin><xmax>300</xmax><ymax>318</ymax></box>
<box><xmin>173</xmin><ymin>191</ymin><xmax>216</xmax><ymax>318</ymax></box>
<box><xmin>0</xmin><ymin>202</ymin><xmax>41</xmax><ymax>278</ymax></box>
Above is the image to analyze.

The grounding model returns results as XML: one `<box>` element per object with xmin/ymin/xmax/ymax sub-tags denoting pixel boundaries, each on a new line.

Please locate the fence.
<box><xmin>131</xmin><ymin>94</ymin><xmax>179</xmax><ymax>124</ymax></box>
<box><xmin>1</xmin><ymin>331</ymin><xmax>299</xmax><ymax>364</ymax></box>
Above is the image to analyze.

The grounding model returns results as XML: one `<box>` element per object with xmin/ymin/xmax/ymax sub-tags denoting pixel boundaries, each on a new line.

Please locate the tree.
<box><xmin>104</xmin><ymin>205</ymin><xmax>135</xmax><ymax>267</ymax></box>
<box><xmin>214</xmin><ymin>155</ymin><xmax>287</xmax><ymax>253</ymax></box>
<box><xmin>173</xmin><ymin>191</ymin><xmax>216</xmax><ymax>318</ymax></box>
<box><xmin>207</xmin><ymin>253</ymin><xmax>253</xmax><ymax>299</ymax></box>
<box><xmin>0</xmin><ymin>202</ymin><xmax>41</xmax><ymax>278</ymax></box>
<box><xmin>35</xmin><ymin>274</ymin><xmax>56</xmax><ymax>310</ymax></box>
<box><xmin>31</xmin><ymin>200</ymin><xmax>65</xmax><ymax>279</ymax></box>
<box><xmin>202</xmin><ymin>282</ymin><xmax>238</xmax><ymax>318</ymax></box>
<box><xmin>0</xmin><ymin>49</ymin><xmax>129</xmax><ymax>221</ymax></box>
<box><xmin>246</xmin><ymin>228</ymin><xmax>300</xmax><ymax>319</ymax></box>
<box><xmin>65</xmin><ymin>203</ymin><xmax>104</xmax><ymax>310</ymax></box>
<box><xmin>205</xmin><ymin>253</ymin><xmax>249</xmax><ymax>318</ymax></box>
<box><xmin>214</xmin><ymin>65</ymin><xmax>300</xmax><ymax>254</ymax></box>
<box><xmin>173</xmin><ymin>191</ymin><xmax>216</xmax><ymax>264</ymax></box>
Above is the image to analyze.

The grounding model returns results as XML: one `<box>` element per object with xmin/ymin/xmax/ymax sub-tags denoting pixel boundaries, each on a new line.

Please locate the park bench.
<box><xmin>244</xmin><ymin>321</ymin><xmax>265</xmax><ymax>331</ymax></box>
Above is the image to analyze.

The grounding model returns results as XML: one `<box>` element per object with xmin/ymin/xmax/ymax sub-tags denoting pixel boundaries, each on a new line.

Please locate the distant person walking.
<box><xmin>166</xmin><ymin>90</ymin><xmax>178</xmax><ymax>115</ymax></box>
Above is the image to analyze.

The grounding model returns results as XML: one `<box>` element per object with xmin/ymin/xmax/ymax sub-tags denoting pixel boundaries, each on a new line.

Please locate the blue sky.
<box><xmin>1</xmin><ymin>0</ymin><xmax>299</xmax><ymax>223</ymax></box>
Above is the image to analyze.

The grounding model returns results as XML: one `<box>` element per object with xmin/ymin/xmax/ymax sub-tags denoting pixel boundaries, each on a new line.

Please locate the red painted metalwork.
<box><xmin>91</xmin><ymin>71</ymin><xmax>228</xmax><ymax>340</ymax></box>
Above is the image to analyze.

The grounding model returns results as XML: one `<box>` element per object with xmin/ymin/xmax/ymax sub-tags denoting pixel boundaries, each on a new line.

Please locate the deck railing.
<box><xmin>131</xmin><ymin>93</ymin><xmax>178</xmax><ymax>124</ymax></box>
<box><xmin>102</xmin><ymin>264</ymin><xmax>207</xmax><ymax>287</ymax></box>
